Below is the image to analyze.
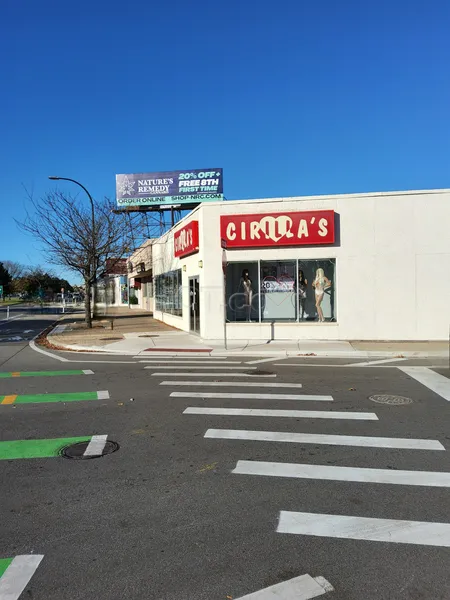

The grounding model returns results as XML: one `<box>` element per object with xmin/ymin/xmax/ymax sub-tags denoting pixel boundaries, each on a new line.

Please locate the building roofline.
<box><xmin>151</xmin><ymin>187</ymin><xmax>450</xmax><ymax>243</ymax></box>
<box><xmin>207</xmin><ymin>187</ymin><xmax>450</xmax><ymax>207</ymax></box>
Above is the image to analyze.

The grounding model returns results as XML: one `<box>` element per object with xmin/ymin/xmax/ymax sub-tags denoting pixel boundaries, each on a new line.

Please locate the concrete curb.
<box><xmin>43</xmin><ymin>333</ymin><xmax>449</xmax><ymax>359</ymax></box>
<box><xmin>215</xmin><ymin>350</ymin><xmax>448</xmax><ymax>358</ymax></box>
<box><xmin>46</xmin><ymin>339</ymin><xmax>136</xmax><ymax>354</ymax></box>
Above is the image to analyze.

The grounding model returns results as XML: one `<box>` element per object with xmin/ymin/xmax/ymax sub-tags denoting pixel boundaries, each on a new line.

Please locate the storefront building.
<box><xmin>127</xmin><ymin>240</ymin><xmax>153</xmax><ymax>311</ymax></box>
<box><xmin>152</xmin><ymin>188</ymin><xmax>450</xmax><ymax>341</ymax></box>
<box><xmin>93</xmin><ymin>258</ymin><xmax>128</xmax><ymax>309</ymax></box>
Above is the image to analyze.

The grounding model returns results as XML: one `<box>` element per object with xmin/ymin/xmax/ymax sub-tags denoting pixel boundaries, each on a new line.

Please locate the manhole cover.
<box><xmin>138</xmin><ymin>334</ymin><xmax>159</xmax><ymax>338</ymax></box>
<box><xmin>60</xmin><ymin>441</ymin><xmax>120</xmax><ymax>460</ymax></box>
<box><xmin>99</xmin><ymin>337</ymin><xmax>122</xmax><ymax>341</ymax></box>
<box><xmin>369</xmin><ymin>394</ymin><xmax>413</xmax><ymax>405</ymax></box>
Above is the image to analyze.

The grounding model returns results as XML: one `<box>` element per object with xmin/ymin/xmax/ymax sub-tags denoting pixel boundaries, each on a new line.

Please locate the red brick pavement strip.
<box><xmin>37</xmin><ymin>326</ymin><xmax>101</xmax><ymax>353</ymax></box>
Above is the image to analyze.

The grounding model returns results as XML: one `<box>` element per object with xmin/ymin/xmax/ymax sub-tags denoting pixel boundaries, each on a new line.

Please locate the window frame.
<box><xmin>225</xmin><ymin>258</ymin><xmax>336</xmax><ymax>323</ymax></box>
<box><xmin>155</xmin><ymin>269</ymin><xmax>183</xmax><ymax>317</ymax></box>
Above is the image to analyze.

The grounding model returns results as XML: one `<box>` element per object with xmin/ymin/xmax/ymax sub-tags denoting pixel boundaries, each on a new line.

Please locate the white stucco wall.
<box><xmin>152</xmin><ymin>205</ymin><xmax>205</xmax><ymax>332</ymax></box>
<box><xmin>152</xmin><ymin>189</ymin><xmax>450</xmax><ymax>341</ymax></box>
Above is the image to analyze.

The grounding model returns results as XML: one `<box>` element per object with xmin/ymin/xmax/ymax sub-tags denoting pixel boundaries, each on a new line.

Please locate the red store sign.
<box><xmin>174</xmin><ymin>220</ymin><xmax>199</xmax><ymax>258</ymax></box>
<box><xmin>220</xmin><ymin>210</ymin><xmax>335</xmax><ymax>248</ymax></box>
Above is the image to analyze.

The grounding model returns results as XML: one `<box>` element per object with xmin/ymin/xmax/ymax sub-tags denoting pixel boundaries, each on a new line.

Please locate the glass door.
<box><xmin>189</xmin><ymin>276</ymin><xmax>200</xmax><ymax>334</ymax></box>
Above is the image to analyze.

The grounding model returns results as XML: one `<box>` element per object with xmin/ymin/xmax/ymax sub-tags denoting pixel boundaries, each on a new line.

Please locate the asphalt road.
<box><xmin>0</xmin><ymin>321</ymin><xmax>449</xmax><ymax>599</ymax></box>
<box><xmin>0</xmin><ymin>306</ymin><xmax>65</xmax><ymax>368</ymax></box>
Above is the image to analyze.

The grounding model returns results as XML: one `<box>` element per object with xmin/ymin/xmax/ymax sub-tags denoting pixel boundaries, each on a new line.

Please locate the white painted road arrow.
<box><xmin>235</xmin><ymin>573</ymin><xmax>334</xmax><ymax>599</ymax></box>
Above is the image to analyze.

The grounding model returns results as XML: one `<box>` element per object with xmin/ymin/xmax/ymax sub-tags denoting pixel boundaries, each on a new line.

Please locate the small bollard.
<box><xmin>7</xmin><ymin>306</ymin><xmax>9</xmax><ymax>320</ymax></box>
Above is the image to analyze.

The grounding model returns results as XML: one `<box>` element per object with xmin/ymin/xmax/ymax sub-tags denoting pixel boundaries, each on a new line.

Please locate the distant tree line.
<box><xmin>0</xmin><ymin>261</ymin><xmax>73</xmax><ymax>299</ymax></box>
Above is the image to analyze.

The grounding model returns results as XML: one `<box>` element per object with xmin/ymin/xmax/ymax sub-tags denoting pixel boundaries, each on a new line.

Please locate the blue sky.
<box><xmin>1</xmin><ymin>0</ymin><xmax>449</xmax><ymax>282</ymax></box>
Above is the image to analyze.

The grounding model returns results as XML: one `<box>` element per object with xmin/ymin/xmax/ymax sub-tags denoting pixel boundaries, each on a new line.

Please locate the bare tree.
<box><xmin>1</xmin><ymin>260</ymin><xmax>27</xmax><ymax>280</ymax></box>
<box><xmin>18</xmin><ymin>190</ymin><xmax>145</xmax><ymax>328</ymax></box>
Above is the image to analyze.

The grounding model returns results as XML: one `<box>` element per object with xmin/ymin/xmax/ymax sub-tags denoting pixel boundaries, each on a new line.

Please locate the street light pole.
<box><xmin>48</xmin><ymin>176</ymin><xmax>95</xmax><ymax>239</ymax></box>
<box><xmin>48</xmin><ymin>176</ymin><xmax>96</xmax><ymax>323</ymax></box>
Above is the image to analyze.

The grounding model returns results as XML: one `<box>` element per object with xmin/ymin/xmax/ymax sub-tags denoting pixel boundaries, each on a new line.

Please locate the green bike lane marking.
<box><xmin>0</xmin><ymin>390</ymin><xmax>109</xmax><ymax>405</ymax></box>
<box><xmin>0</xmin><ymin>436</ymin><xmax>92</xmax><ymax>459</ymax></box>
<box><xmin>0</xmin><ymin>555</ymin><xmax>44</xmax><ymax>599</ymax></box>
<box><xmin>0</xmin><ymin>558</ymin><xmax>13</xmax><ymax>578</ymax></box>
<box><xmin>0</xmin><ymin>369</ymin><xmax>94</xmax><ymax>378</ymax></box>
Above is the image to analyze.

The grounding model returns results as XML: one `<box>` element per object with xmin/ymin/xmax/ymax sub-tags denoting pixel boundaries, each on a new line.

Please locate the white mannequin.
<box><xmin>312</xmin><ymin>267</ymin><xmax>331</xmax><ymax>322</ymax></box>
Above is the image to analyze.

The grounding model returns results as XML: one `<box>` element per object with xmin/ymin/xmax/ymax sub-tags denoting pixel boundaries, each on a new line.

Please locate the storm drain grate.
<box><xmin>138</xmin><ymin>334</ymin><xmax>159</xmax><ymax>338</ymax></box>
<box><xmin>369</xmin><ymin>394</ymin><xmax>413</xmax><ymax>405</ymax></box>
<box><xmin>60</xmin><ymin>441</ymin><xmax>120</xmax><ymax>460</ymax></box>
<box><xmin>99</xmin><ymin>337</ymin><xmax>122</xmax><ymax>341</ymax></box>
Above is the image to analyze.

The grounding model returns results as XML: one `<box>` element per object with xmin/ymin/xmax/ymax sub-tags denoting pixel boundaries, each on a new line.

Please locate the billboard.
<box><xmin>116</xmin><ymin>168</ymin><xmax>223</xmax><ymax>209</ymax></box>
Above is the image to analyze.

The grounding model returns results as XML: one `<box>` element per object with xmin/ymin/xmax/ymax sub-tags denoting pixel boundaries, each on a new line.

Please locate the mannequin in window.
<box><xmin>312</xmin><ymin>268</ymin><xmax>331</xmax><ymax>322</ymax></box>
<box><xmin>294</xmin><ymin>269</ymin><xmax>308</xmax><ymax>320</ymax></box>
<box><xmin>240</xmin><ymin>269</ymin><xmax>253</xmax><ymax>322</ymax></box>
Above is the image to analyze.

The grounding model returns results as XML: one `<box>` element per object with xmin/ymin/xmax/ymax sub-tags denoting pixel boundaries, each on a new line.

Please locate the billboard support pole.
<box><xmin>127</xmin><ymin>213</ymin><xmax>136</xmax><ymax>251</ymax></box>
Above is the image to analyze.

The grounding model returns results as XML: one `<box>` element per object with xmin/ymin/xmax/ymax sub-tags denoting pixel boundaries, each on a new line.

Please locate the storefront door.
<box><xmin>189</xmin><ymin>276</ymin><xmax>200</xmax><ymax>334</ymax></box>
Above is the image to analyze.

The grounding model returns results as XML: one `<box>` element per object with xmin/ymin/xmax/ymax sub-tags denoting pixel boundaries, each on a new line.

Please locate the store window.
<box><xmin>105</xmin><ymin>278</ymin><xmax>115</xmax><ymax>305</ymax></box>
<box><xmin>155</xmin><ymin>269</ymin><xmax>182</xmax><ymax>316</ymax></box>
<box><xmin>225</xmin><ymin>262</ymin><xmax>260</xmax><ymax>322</ymax></box>
<box><xmin>141</xmin><ymin>276</ymin><xmax>153</xmax><ymax>300</ymax></box>
<box><xmin>120</xmin><ymin>276</ymin><xmax>128</xmax><ymax>304</ymax></box>
<box><xmin>296</xmin><ymin>259</ymin><xmax>336</xmax><ymax>322</ymax></box>
<box><xmin>129</xmin><ymin>287</ymin><xmax>138</xmax><ymax>305</ymax></box>
<box><xmin>260</xmin><ymin>261</ymin><xmax>296</xmax><ymax>321</ymax></box>
<box><xmin>225</xmin><ymin>259</ymin><xmax>336</xmax><ymax>323</ymax></box>
<box><xmin>95</xmin><ymin>281</ymin><xmax>105</xmax><ymax>304</ymax></box>
<box><xmin>95</xmin><ymin>277</ymin><xmax>115</xmax><ymax>305</ymax></box>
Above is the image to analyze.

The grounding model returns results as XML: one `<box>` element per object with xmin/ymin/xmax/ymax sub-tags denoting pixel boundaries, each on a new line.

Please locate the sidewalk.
<box><xmin>42</xmin><ymin>309</ymin><xmax>450</xmax><ymax>358</ymax></box>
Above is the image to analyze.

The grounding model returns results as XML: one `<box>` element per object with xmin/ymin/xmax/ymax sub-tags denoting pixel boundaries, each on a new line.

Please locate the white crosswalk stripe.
<box><xmin>235</xmin><ymin>573</ymin><xmax>334</xmax><ymax>599</ymax></box>
<box><xmin>185</xmin><ymin>407</ymin><xmax>377</xmax><ymax>420</ymax></box>
<box><xmin>161</xmin><ymin>381</ymin><xmax>303</xmax><ymax>388</ymax></box>
<box><xmin>277</xmin><ymin>511</ymin><xmax>450</xmax><ymax>547</ymax></box>
<box><xmin>233</xmin><ymin>460</ymin><xmax>450</xmax><ymax>486</ymax></box>
<box><xmin>399</xmin><ymin>366</ymin><xmax>450</xmax><ymax>402</ymax></box>
<box><xmin>152</xmin><ymin>372</ymin><xmax>277</xmax><ymax>377</ymax></box>
<box><xmin>158</xmin><ymin>360</ymin><xmax>450</xmax><ymax>551</ymax></box>
<box><xmin>145</xmin><ymin>365</ymin><xmax>256</xmax><ymax>370</ymax></box>
<box><xmin>204</xmin><ymin>428</ymin><xmax>444</xmax><ymax>450</ymax></box>
<box><xmin>0</xmin><ymin>555</ymin><xmax>44</xmax><ymax>600</ymax></box>
<box><xmin>172</xmin><ymin>392</ymin><xmax>332</xmax><ymax>401</ymax></box>
<box><xmin>83</xmin><ymin>434</ymin><xmax>108</xmax><ymax>457</ymax></box>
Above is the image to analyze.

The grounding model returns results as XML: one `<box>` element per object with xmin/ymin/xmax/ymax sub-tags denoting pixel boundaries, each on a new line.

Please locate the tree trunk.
<box><xmin>84</xmin><ymin>280</ymin><xmax>92</xmax><ymax>328</ymax></box>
